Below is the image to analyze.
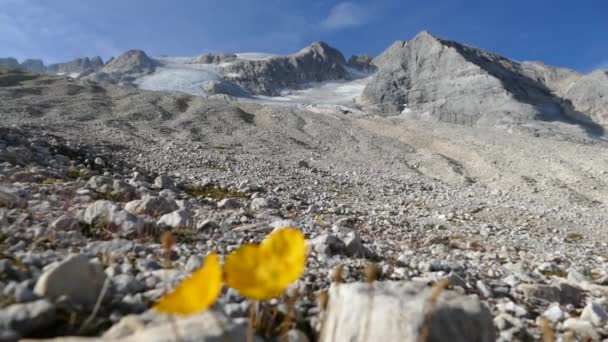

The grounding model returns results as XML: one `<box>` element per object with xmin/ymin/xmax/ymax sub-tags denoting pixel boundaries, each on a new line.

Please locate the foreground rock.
<box><xmin>358</xmin><ymin>31</ymin><xmax>606</xmax><ymax>133</ymax></box>
<box><xmin>34</xmin><ymin>254</ymin><xmax>107</xmax><ymax>310</ymax></box>
<box><xmin>0</xmin><ymin>300</ymin><xmax>57</xmax><ymax>338</ymax></box>
<box><xmin>322</xmin><ymin>281</ymin><xmax>495</xmax><ymax>342</ymax></box>
<box><xmin>21</xmin><ymin>311</ymin><xmax>258</xmax><ymax>342</ymax></box>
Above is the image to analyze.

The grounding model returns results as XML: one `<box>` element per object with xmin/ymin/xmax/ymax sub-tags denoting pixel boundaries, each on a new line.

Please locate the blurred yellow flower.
<box><xmin>224</xmin><ymin>227</ymin><xmax>307</xmax><ymax>300</ymax></box>
<box><xmin>154</xmin><ymin>252</ymin><xmax>222</xmax><ymax>315</ymax></box>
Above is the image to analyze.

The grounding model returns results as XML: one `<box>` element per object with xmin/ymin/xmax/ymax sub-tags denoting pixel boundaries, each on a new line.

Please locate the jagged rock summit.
<box><xmin>85</xmin><ymin>49</ymin><xmax>157</xmax><ymax>85</ymax></box>
<box><xmin>0</xmin><ymin>56</ymin><xmax>104</xmax><ymax>75</ymax></box>
<box><xmin>221</xmin><ymin>40</ymin><xmax>351</xmax><ymax>95</ymax></box>
<box><xmin>358</xmin><ymin>31</ymin><xmax>607</xmax><ymax>133</ymax></box>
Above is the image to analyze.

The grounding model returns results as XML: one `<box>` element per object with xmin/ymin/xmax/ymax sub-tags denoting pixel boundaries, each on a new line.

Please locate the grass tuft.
<box><xmin>181</xmin><ymin>184</ymin><xmax>249</xmax><ymax>200</ymax></box>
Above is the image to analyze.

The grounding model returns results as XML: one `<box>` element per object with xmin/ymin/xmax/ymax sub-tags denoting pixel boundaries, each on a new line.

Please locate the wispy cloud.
<box><xmin>320</xmin><ymin>2</ymin><xmax>369</xmax><ymax>31</ymax></box>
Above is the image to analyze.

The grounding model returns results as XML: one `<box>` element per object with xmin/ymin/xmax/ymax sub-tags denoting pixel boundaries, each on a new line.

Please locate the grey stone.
<box><xmin>541</xmin><ymin>303</ymin><xmax>564</xmax><ymax>322</ymax></box>
<box><xmin>103</xmin><ymin>310</ymin><xmax>259</xmax><ymax>342</ymax></box>
<box><xmin>0</xmin><ymin>299</ymin><xmax>56</xmax><ymax>336</ymax></box>
<box><xmin>94</xmin><ymin>157</ymin><xmax>106</xmax><ymax>167</ymax></box>
<box><xmin>50</xmin><ymin>215</ymin><xmax>81</xmax><ymax>231</ymax></box>
<box><xmin>157</xmin><ymin>209</ymin><xmax>192</xmax><ymax>228</ymax></box>
<box><xmin>0</xmin><ymin>187</ymin><xmax>26</xmax><ymax>209</ymax></box>
<box><xmin>112</xmin><ymin>274</ymin><xmax>145</xmax><ymax>294</ymax></box>
<box><xmin>218</xmin><ymin>198</ymin><xmax>241</xmax><ymax>209</ymax></box>
<box><xmin>184</xmin><ymin>255</ymin><xmax>203</xmax><ymax>273</ymax></box>
<box><xmin>81</xmin><ymin>200</ymin><xmax>145</xmax><ymax>236</ymax></box>
<box><xmin>125</xmin><ymin>196</ymin><xmax>178</xmax><ymax>217</ymax></box>
<box><xmin>580</xmin><ymin>300</ymin><xmax>608</xmax><ymax>326</ymax></box>
<box><xmin>196</xmin><ymin>219</ymin><xmax>220</xmax><ymax>231</ymax></box>
<box><xmin>476</xmin><ymin>280</ymin><xmax>493</xmax><ymax>298</ymax></box>
<box><xmin>86</xmin><ymin>175</ymin><xmax>114</xmax><ymax>191</ymax></box>
<box><xmin>563</xmin><ymin>318</ymin><xmax>600</xmax><ymax>340</ymax></box>
<box><xmin>84</xmin><ymin>239</ymin><xmax>134</xmax><ymax>255</ymax></box>
<box><xmin>308</xmin><ymin>234</ymin><xmax>345</xmax><ymax>255</ymax></box>
<box><xmin>34</xmin><ymin>254</ymin><xmax>107</xmax><ymax>309</ymax></box>
<box><xmin>342</xmin><ymin>231</ymin><xmax>366</xmax><ymax>257</ymax></box>
<box><xmin>250</xmin><ymin>197</ymin><xmax>269</xmax><ymax>211</ymax></box>
<box><xmin>154</xmin><ymin>175</ymin><xmax>174</xmax><ymax>189</ymax></box>
<box><xmin>284</xmin><ymin>329</ymin><xmax>310</xmax><ymax>342</ymax></box>
<box><xmin>322</xmin><ymin>281</ymin><xmax>495</xmax><ymax>342</ymax></box>
<box><xmin>518</xmin><ymin>282</ymin><xmax>584</xmax><ymax>306</ymax></box>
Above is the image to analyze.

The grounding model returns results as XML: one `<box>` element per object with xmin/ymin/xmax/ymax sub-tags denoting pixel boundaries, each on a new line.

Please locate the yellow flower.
<box><xmin>154</xmin><ymin>252</ymin><xmax>222</xmax><ymax>315</ymax></box>
<box><xmin>224</xmin><ymin>227</ymin><xmax>307</xmax><ymax>300</ymax></box>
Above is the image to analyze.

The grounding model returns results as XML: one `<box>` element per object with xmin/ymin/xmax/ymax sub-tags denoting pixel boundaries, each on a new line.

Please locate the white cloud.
<box><xmin>320</xmin><ymin>2</ymin><xmax>368</xmax><ymax>31</ymax></box>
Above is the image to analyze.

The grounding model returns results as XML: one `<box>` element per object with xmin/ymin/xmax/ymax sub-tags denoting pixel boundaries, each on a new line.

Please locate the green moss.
<box><xmin>42</xmin><ymin>178</ymin><xmax>64</xmax><ymax>185</ymax></box>
<box><xmin>66</xmin><ymin>167</ymin><xmax>91</xmax><ymax>180</ymax></box>
<box><xmin>181</xmin><ymin>184</ymin><xmax>248</xmax><ymax>200</ymax></box>
<box><xmin>540</xmin><ymin>270</ymin><xmax>568</xmax><ymax>278</ymax></box>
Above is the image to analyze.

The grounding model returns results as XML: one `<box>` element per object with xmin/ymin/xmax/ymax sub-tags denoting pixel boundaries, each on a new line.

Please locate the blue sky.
<box><xmin>1</xmin><ymin>0</ymin><xmax>607</xmax><ymax>71</ymax></box>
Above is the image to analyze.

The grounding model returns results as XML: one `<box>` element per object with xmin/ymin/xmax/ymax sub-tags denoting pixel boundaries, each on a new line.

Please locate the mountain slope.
<box><xmin>358</xmin><ymin>31</ymin><xmax>606</xmax><ymax>134</ymax></box>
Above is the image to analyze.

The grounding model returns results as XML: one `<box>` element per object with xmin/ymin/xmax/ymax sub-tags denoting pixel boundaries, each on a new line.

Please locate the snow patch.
<box><xmin>236</xmin><ymin>53</ymin><xmax>279</xmax><ymax>61</ymax></box>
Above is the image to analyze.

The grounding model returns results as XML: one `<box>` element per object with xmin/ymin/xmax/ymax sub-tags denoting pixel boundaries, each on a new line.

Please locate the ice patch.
<box><xmin>135</xmin><ymin>67</ymin><xmax>221</xmax><ymax>95</ymax></box>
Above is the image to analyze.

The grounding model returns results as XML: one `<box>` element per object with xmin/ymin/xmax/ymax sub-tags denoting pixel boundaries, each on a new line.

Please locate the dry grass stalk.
<box><xmin>417</xmin><ymin>279</ymin><xmax>449</xmax><ymax>342</ymax></box>
<box><xmin>563</xmin><ymin>331</ymin><xmax>574</xmax><ymax>342</ymax></box>
<box><xmin>326</xmin><ymin>265</ymin><xmax>345</xmax><ymax>342</ymax></box>
<box><xmin>316</xmin><ymin>290</ymin><xmax>330</xmax><ymax>342</ymax></box>
<box><xmin>78</xmin><ymin>252</ymin><xmax>114</xmax><ymax>334</ymax></box>
<box><xmin>539</xmin><ymin>318</ymin><xmax>555</xmax><ymax>342</ymax></box>
<box><xmin>334</xmin><ymin>265</ymin><xmax>344</xmax><ymax>284</ymax></box>
<box><xmin>279</xmin><ymin>289</ymin><xmax>300</xmax><ymax>341</ymax></box>
<box><xmin>160</xmin><ymin>232</ymin><xmax>182</xmax><ymax>342</ymax></box>
<box><xmin>247</xmin><ymin>301</ymin><xmax>257</xmax><ymax>342</ymax></box>
<box><xmin>361</xmin><ymin>263</ymin><xmax>379</xmax><ymax>342</ymax></box>
<box><xmin>540</xmin><ymin>318</ymin><xmax>555</xmax><ymax>342</ymax></box>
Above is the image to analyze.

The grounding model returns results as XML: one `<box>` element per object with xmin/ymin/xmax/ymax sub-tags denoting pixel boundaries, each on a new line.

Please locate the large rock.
<box><xmin>81</xmin><ymin>200</ymin><xmax>145</xmax><ymax>236</ymax></box>
<box><xmin>0</xmin><ymin>299</ymin><xmax>57</xmax><ymax>337</ymax></box>
<box><xmin>358</xmin><ymin>31</ymin><xmax>606</xmax><ymax>133</ymax></box>
<box><xmin>22</xmin><ymin>311</ymin><xmax>260</xmax><ymax>342</ymax></box>
<box><xmin>124</xmin><ymin>196</ymin><xmax>178</xmax><ymax>217</ymax></box>
<box><xmin>322</xmin><ymin>281</ymin><xmax>495</xmax><ymax>342</ymax></box>
<box><xmin>34</xmin><ymin>255</ymin><xmax>106</xmax><ymax>310</ymax></box>
<box><xmin>156</xmin><ymin>209</ymin><xmax>193</xmax><ymax>228</ymax></box>
<box><xmin>0</xmin><ymin>187</ymin><xmax>27</xmax><ymax>209</ymax></box>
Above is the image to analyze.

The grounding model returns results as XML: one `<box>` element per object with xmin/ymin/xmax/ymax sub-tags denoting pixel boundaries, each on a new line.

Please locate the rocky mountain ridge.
<box><xmin>0</xmin><ymin>56</ymin><xmax>105</xmax><ymax>76</ymax></box>
<box><xmin>359</xmin><ymin>31</ymin><xmax>608</xmax><ymax>133</ymax></box>
<box><xmin>3</xmin><ymin>32</ymin><xmax>606</xmax><ymax>133</ymax></box>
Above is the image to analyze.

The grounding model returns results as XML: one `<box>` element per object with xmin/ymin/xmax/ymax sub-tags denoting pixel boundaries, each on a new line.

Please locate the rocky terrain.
<box><xmin>0</xmin><ymin>57</ymin><xmax>105</xmax><ymax>78</ymax></box>
<box><xmin>359</xmin><ymin>32</ymin><xmax>608</xmax><ymax>135</ymax></box>
<box><xmin>1</xmin><ymin>30</ymin><xmax>608</xmax><ymax>342</ymax></box>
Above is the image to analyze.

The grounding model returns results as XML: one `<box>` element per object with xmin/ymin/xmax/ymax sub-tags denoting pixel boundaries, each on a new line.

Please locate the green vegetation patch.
<box><xmin>181</xmin><ymin>184</ymin><xmax>249</xmax><ymax>200</ymax></box>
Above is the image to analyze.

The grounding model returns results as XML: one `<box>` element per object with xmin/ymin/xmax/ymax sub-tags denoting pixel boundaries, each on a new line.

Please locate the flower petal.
<box><xmin>154</xmin><ymin>252</ymin><xmax>222</xmax><ymax>315</ymax></box>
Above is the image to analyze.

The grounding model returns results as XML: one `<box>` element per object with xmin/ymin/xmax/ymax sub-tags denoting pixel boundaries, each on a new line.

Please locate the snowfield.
<box><xmin>132</xmin><ymin>54</ymin><xmax>374</xmax><ymax>111</ymax></box>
